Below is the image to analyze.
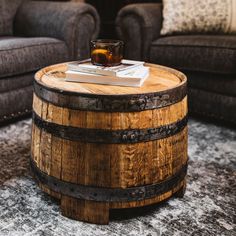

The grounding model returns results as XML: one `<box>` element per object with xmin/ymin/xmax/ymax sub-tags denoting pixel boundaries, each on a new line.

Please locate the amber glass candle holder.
<box><xmin>90</xmin><ymin>39</ymin><xmax>124</xmax><ymax>67</ymax></box>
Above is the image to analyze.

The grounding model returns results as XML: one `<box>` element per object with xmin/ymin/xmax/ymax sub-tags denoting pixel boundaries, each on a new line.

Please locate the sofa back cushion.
<box><xmin>161</xmin><ymin>0</ymin><xmax>236</xmax><ymax>35</ymax></box>
<box><xmin>0</xmin><ymin>0</ymin><xmax>24</xmax><ymax>36</ymax></box>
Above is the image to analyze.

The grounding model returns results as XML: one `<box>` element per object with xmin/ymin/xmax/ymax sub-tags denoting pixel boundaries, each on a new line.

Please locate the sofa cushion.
<box><xmin>0</xmin><ymin>0</ymin><xmax>24</xmax><ymax>36</ymax></box>
<box><xmin>0</xmin><ymin>72</ymin><xmax>33</xmax><ymax>93</ymax></box>
<box><xmin>0</xmin><ymin>37</ymin><xmax>69</xmax><ymax>78</ymax></box>
<box><xmin>150</xmin><ymin>35</ymin><xmax>236</xmax><ymax>74</ymax></box>
<box><xmin>185</xmin><ymin>71</ymin><xmax>236</xmax><ymax>97</ymax></box>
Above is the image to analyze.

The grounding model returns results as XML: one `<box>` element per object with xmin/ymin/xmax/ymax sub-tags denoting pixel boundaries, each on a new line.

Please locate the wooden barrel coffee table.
<box><xmin>31</xmin><ymin>62</ymin><xmax>188</xmax><ymax>224</ymax></box>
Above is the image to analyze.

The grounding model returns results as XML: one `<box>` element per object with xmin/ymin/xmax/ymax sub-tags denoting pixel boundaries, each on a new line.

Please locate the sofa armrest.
<box><xmin>116</xmin><ymin>3</ymin><xmax>162</xmax><ymax>61</ymax></box>
<box><xmin>14</xmin><ymin>1</ymin><xmax>100</xmax><ymax>60</ymax></box>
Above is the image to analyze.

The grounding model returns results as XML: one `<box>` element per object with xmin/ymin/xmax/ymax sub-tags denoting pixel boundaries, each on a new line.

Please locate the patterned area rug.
<box><xmin>0</xmin><ymin>118</ymin><xmax>235</xmax><ymax>236</ymax></box>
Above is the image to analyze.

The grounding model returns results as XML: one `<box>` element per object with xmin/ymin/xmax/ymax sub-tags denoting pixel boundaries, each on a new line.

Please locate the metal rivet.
<box><xmin>130</xmin><ymin>134</ymin><xmax>136</xmax><ymax>140</ymax></box>
<box><xmin>128</xmin><ymin>100</ymin><xmax>136</xmax><ymax>105</ymax></box>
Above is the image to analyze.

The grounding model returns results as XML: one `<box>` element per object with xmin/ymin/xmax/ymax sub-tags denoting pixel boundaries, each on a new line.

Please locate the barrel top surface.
<box><xmin>34</xmin><ymin>62</ymin><xmax>187</xmax><ymax>96</ymax></box>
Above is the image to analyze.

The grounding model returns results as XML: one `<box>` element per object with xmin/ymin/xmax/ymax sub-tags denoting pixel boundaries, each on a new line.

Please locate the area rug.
<box><xmin>0</xmin><ymin>118</ymin><xmax>235</xmax><ymax>236</ymax></box>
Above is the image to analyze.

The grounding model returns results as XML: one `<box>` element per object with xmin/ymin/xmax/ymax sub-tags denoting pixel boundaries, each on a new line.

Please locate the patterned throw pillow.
<box><xmin>161</xmin><ymin>0</ymin><xmax>236</xmax><ymax>35</ymax></box>
<box><xmin>0</xmin><ymin>0</ymin><xmax>24</xmax><ymax>36</ymax></box>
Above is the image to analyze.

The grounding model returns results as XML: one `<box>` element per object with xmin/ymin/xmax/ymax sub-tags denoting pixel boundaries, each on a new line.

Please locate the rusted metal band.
<box><xmin>32</xmin><ymin>112</ymin><xmax>187</xmax><ymax>143</ymax></box>
<box><xmin>34</xmin><ymin>80</ymin><xmax>187</xmax><ymax>112</ymax></box>
<box><xmin>30</xmin><ymin>158</ymin><xmax>187</xmax><ymax>202</ymax></box>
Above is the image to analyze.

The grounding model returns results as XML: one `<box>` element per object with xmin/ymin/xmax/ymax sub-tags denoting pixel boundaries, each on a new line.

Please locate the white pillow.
<box><xmin>161</xmin><ymin>0</ymin><xmax>236</xmax><ymax>35</ymax></box>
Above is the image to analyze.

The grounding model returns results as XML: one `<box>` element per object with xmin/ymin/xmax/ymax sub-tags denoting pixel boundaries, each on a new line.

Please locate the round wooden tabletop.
<box><xmin>35</xmin><ymin>62</ymin><xmax>187</xmax><ymax>96</ymax></box>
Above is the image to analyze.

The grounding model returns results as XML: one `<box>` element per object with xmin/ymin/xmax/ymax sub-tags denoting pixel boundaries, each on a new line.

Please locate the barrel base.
<box><xmin>31</xmin><ymin>159</ymin><xmax>187</xmax><ymax>224</ymax></box>
<box><xmin>35</xmin><ymin>180</ymin><xmax>186</xmax><ymax>225</ymax></box>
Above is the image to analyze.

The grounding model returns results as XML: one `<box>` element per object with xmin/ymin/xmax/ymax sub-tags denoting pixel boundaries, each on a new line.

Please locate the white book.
<box><xmin>67</xmin><ymin>59</ymin><xmax>144</xmax><ymax>77</ymax></box>
<box><xmin>65</xmin><ymin>66</ymin><xmax>149</xmax><ymax>87</ymax></box>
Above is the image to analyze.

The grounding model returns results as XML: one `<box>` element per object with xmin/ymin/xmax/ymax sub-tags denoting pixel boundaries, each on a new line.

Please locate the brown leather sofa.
<box><xmin>0</xmin><ymin>0</ymin><xmax>99</xmax><ymax>124</ymax></box>
<box><xmin>116</xmin><ymin>3</ymin><xmax>236</xmax><ymax>125</ymax></box>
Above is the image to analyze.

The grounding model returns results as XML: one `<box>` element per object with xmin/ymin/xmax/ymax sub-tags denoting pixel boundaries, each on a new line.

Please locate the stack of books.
<box><xmin>65</xmin><ymin>59</ymin><xmax>149</xmax><ymax>87</ymax></box>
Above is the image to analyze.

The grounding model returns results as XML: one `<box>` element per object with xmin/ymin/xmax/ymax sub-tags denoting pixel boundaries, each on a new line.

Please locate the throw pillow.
<box><xmin>0</xmin><ymin>0</ymin><xmax>24</xmax><ymax>36</ymax></box>
<box><xmin>161</xmin><ymin>0</ymin><xmax>236</xmax><ymax>35</ymax></box>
